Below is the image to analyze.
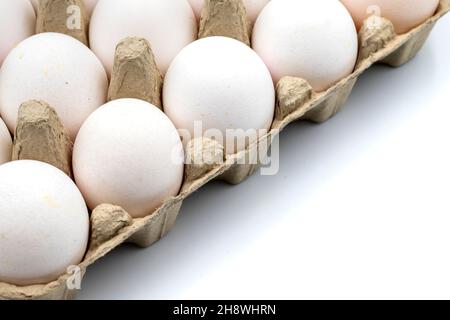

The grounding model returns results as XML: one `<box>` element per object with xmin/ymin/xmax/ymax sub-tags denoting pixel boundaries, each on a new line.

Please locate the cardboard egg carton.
<box><xmin>0</xmin><ymin>0</ymin><xmax>449</xmax><ymax>300</ymax></box>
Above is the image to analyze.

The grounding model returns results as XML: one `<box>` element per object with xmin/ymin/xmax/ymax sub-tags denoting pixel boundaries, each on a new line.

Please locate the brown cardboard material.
<box><xmin>0</xmin><ymin>0</ymin><xmax>449</xmax><ymax>300</ymax></box>
<box><xmin>12</xmin><ymin>100</ymin><xmax>73</xmax><ymax>178</ymax></box>
<box><xmin>183</xmin><ymin>138</ymin><xmax>226</xmax><ymax>190</ymax></box>
<box><xmin>199</xmin><ymin>0</ymin><xmax>251</xmax><ymax>46</ymax></box>
<box><xmin>356</xmin><ymin>16</ymin><xmax>396</xmax><ymax>67</ymax></box>
<box><xmin>108</xmin><ymin>37</ymin><xmax>164</xmax><ymax>108</ymax></box>
<box><xmin>87</xmin><ymin>205</ymin><xmax>133</xmax><ymax>256</ymax></box>
<box><xmin>274</xmin><ymin>77</ymin><xmax>313</xmax><ymax>125</ymax></box>
<box><xmin>36</xmin><ymin>0</ymin><xmax>89</xmax><ymax>45</ymax></box>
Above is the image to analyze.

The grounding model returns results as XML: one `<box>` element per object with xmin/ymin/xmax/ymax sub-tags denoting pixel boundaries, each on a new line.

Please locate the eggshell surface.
<box><xmin>163</xmin><ymin>36</ymin><xmax>275</xmax><ymax>154</ymax></box>
<box><xmin>0</xmin><ymin>118</ymin><xmax>12</xmax><ymax>165</ymax></box>
<box><xmin>89</xmin><ymin>0</ymin><xmax>197</xmax><ymax>75</ymax></box>
<box><xmin>252</xmin><ymin>0</ymin><xmax>358</xmax><ymax>91</ymax></box>
<box><xmin>341</xmin><ymin>0</ymin><xmax>440</xmax><ymax>34</ymax></box>
<box><xmin>0</xmin><ymin>0</ymin><xmax>35</xmax><ymax>66</ymax></box>
<box><xmin>73</xmin><ymin>99</ymin><xmax>184</xmax><ymax>218</ymax></box>
<box><xmin>0</xmin><ymin>33</ymin><xmax>108</xmax><ymax>140</ymax></box>
<box><xmin>187</xmin><ymin>0</ymin><xmax>204</xmax><ymax>20</ymax></box>
<box><xmin>188</xmin><ymin>0</ymin><xmax>270</xmax><ymax>23</ymax></box>
<box><xmin>30</xmin><ymin>0</ymin><xmax>37</xmax><ymax>11</ymax></box>
<box><xmin>0</xmin><ymin>160</ymin><xmax>90</xmax><ymax>286</ymax></box>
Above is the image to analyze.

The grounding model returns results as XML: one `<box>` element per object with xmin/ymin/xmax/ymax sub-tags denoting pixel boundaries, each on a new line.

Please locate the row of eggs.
<box><xmin>1</xmin><ymin>0</ymin><xmax>441</xmax><ymax>82</ymax></box>
<box><xmin>0</xmin><ymin>0</ymin><xmax>441</xmax><ymax>286</ymax></box>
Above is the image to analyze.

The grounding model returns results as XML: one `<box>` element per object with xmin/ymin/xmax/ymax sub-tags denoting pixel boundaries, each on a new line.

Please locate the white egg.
<box><xmin>30</xmin><ymin>0</ymin><xmax>99</xmax><ymax>16</ymax></box>
<box><xmin>0</xmin><ymin>118</ymin><xmax>12</xmax><ymax>165</ymax></box>
<box><xmin>188</xmin><ymin>0</ymin><xmax>270</xmax><ymax>23</ymax></box>
<box><xmin>163</xmin><ymin>36</ymin><xmax>275</xmax><ymax>154</ymax></box>
<box><xmin>341</xmin><ymin>0</ymin><xmax>440</xmax><ymax>34</ymax></box>
<box><xmin>89</xmin><ymin>0</ymin><xmax>197</xmax><ymax>75</ymax></box>
<box><xmin>73</xmin><ymin>99</ymin><xmax>184</xmax><ymax>218</ymax></box>
<box><xmin>0</xmin><ymin>0</ymin><xmax>35</xmax><ymax>66</ymax></box>
<box><xmin>0</xmin><ymin>33</ymin><xmax>108</xmax><ymax>140</ymax></box>
<box><xmin>0</xmin><ymin>160</ymin><xmax>90</xmax><ymax>286</ymax></box>
<box><xmin>252</xmin><ymin>0</ymin><xmax>358</xmax><ymax>91</ymax></box>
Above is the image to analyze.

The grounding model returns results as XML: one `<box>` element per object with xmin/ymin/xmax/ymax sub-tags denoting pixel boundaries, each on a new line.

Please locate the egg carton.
<box><xmin>0</xmin><ymin>0</ymin><xmax>449</xmax><ymax>300</ymax></box>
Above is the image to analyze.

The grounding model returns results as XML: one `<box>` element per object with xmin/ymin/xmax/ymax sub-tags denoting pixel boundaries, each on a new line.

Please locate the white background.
<box><xmin>78</xmin><ymin>15</ymin><xmax>450</xmax><ymax>300</ymax></box>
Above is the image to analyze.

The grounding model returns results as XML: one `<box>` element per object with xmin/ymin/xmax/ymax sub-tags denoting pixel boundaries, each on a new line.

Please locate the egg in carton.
<box><xmin>0</xmin><ymin>0</ymin><xmax>449</xmax><ymax>300</ymax></box>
